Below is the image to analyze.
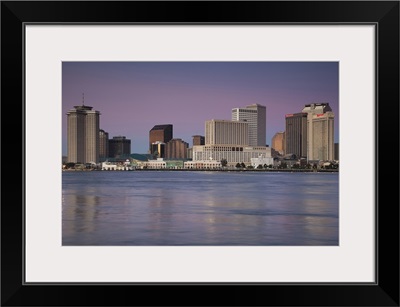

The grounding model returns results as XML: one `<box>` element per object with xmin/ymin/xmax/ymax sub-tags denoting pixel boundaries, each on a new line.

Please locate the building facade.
<box><xmin>151</xmin><ymin>141</ymin><xmax>166</xmax><ymax>158</ymax></box>
<box><xmin>271</xmin><ymin>131</ymin><xmax>285</xmax><ymax>155</ymax></box>
<box><xmin>192</xmin><ymin>135</ymin><xmax>205</xmax><ymax>146</ymax></box>
<box><xmin>205</xmin><ymin>119</ymin><xmax>249</xmax><ymax>146</ymax></box>
<box><xmin>285</xmin><ymin>113</ymin><xmax>307</xmax><ymax>158</ymax></box>
<box><xmin>108</xmin><ymin>136</ymin><xmax>131</xmax><ymax>158</ymax></box>
<box><xmin>302</xmin><ymin>103</ymin><xmax>335</xmax><ymax>161</ymax></box>
<box><xmin>192</xmin><ymin>145</ymin><xmax>271</xmax><ymax>166</ymax></box>
<box><xmin>67</xmin><ymin>104</ymin><xmax>100</xmax><ymax>164</ymax></box>
<box><xmin>149</xmin><ymin>124</ymin><xmax>173</xmax><ymax>152</ymax></box>
<box><xmin>99</xmin><ymin>129</ymin><xmax>109</xmax><ymax>161</ymax></box>
<box><xmin>334</xmin><ymin>143</ymin><xmax>339</xmax><ymax>161</ymax></box>
<box><xmin>184</xmin><ymin>160</ymin><xmax>222</xmax><ymax>169</ymax></box>
<box><xmin>165</xmin><ymin>138</ymin><xmax>189</xmax><ymax>159</ymax></box>
<box><xmin>232</xmin><ymin>103</ymin><xmax>266</xmax><ymax>146</ymax></box>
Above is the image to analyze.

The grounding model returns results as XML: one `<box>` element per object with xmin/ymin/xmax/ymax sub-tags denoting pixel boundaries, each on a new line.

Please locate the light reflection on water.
<box><xmin>62</xmin><ymin>171</ymin><xmax>338</xmax><ymax>246</ymax></box>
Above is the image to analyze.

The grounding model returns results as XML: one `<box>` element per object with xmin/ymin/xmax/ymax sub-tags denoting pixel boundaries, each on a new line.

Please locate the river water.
<box><xmin>62</xmin><ymin>171</ymin><xmax>338</xmax><ymax>246</ymax></box>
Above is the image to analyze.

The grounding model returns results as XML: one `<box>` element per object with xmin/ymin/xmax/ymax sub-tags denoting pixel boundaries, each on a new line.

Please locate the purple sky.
<box><xmin>62</xmin><ymin>62</ymin><xmax>339</xmax><ymax>155</ymax></box>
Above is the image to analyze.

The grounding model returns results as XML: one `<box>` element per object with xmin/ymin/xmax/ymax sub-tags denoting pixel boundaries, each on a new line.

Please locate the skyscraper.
<box><xmin>285</xmin><ymin>113</ymin><xmax>307</xmax><ymax>158</ymax></box>
<box><xmin>165</xmin><ymin>138</ymin><xmax>189</xmax><ymax>159</ymax></box>
<box><xmin>232</xmin><ymin>103</ymin><xmax>266</xmax><ymax>146</ymax></box>
<box><xmin>192</xmin><ymin>135</ymin><xmax>205</xmax><ymax>146</ymax></box>
<box><xmin>67</xmin><ymin>104</ymin><xmax>100</xmax><ymax>163</ymax></box>
<box><xmin>108</xmin><ymin>136</ymin><xmax>131</xmax><ymax>158</ymax></box>
<box><xmin>302</xmin><ymin>103</ymin><xmax>335</xmax><ymax>161</ymax></box>
<box><xmin>272</xmin><ymin>131</ymin><xmax>285</xmax><ymax>155</ymax></box>
<box><xmin>151</xmin><ymin>141</ymin><xmax>166</xmax><ymax>158</ymax></box>
<box><xmin>205</xmin><ymin>119</ymin><xmax>249</xmax><ymax>145</ymax></box>
<box><xmin>149</xmin><ymin>124</ymin><xmax>173</xmax><ymax>152</ymax></box>
<box><xmin>99</xmin><ymin>129</ymin><xmax>109</xmax><ymax>161</ymax></box>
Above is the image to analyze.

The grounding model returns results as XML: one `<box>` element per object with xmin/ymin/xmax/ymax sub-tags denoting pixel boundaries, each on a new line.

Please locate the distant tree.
<box><xmin>247</xmin><ymin>165</ymin><xmax>254</xmax><ymax>169</ymax></box>
<box><xmin>263</xmin><ymin>164</ymin><xmax>268</xmax><ymax>169</ymax></box>
<box><xmin>241</xmin><ymin>162</ymin><xmax>246</xmax><ymax>168</ymax></box>
<box><xmin>257</xmin><ymin>164</ymin><xmax>263</xmax><ymax>169</ymax></box>
<box><xmin>235</xmin><ymin>163</ymin><xmax>241</xmax><ymax>168</ymax></box>
<box><xmin>221</xmin><ymin>159</ymin><xmax>228</xmax><ymax>167</ymax></box>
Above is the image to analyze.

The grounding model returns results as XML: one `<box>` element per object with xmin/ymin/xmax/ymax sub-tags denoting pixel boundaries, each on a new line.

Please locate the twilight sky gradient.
<box><xmin>62</xmin><ymin>62</ymin><xmax>339</xmax><ymax>155</ymax></box>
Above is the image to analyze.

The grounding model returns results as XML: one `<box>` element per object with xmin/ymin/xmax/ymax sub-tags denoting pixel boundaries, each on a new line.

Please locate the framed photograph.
<box><xmin>2</xmin><ymin>1</ymin><xmax>399</xmax><ymax>306</ymax></box>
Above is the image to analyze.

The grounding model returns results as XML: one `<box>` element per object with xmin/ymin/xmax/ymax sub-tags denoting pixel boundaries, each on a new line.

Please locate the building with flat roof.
<box><xmin>99</xmin><ymin>129</ymin><xmax>109</xmax><ymax>162</ymax></box>
<box><xmin>271</xmin><ymin>131</ymin><xmax>285</xmax><ymax>155</ymax></box>
<box><xmin>302</xmin><ymin>103</ymin><xmax>335</xmax><ymax>161</ymax></box>
<box><xmin>67</xmin><ymin>104</ymin><xmax>100</xmax><ymax>163</ymax></box>
<box><xmin>165</xmin><ymin>138</ymin><xmax>189</xmax><ymax>159</ymax></box>
<box><xmin>192</xmin><ymin>135</ymin><xmax>205</xmax><ymax>146</ymax></box>
<box><xmin>232</xmin><ymin>103</ymin><xmax>266</xmax><ymax>146</ymax></box>
<box><xmin>151</xmin><ymin>141</ymin><xmax>166</xmax><ymax>158</ymax></box>
<box><xmin>192</xmin><ymin>145</ymin><xmax>271</xmax><ymax>166</ymax></box>
<box><xmin>285</xmin><ymin>113</ymin><xmax>307</xmax><ymax>158</ymax></box>
<box><xmin>149</xmin><ymin>124</ymin><xmax>173</xmax><ymax>152</ymax></box>
<box><xmin>334</xmin><ymin>143</ymin><xmax>339</xmax><ymax>161</ymax></box>
<box><xmin>109</xmin><ymin>136</ymin><xmax>131</xmax><ymax>158</ymax></box>
<box><xmin>205</xmin><ymin>119</ymin><xmax>249</xmax><ymax>146</ymax></box>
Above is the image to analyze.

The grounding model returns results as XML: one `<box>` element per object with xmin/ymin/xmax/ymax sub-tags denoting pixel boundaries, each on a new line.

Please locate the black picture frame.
<box><xmin>2</xmin><ymin>1</ymin><xmax>399</xmax><ymax>306</ymax></box>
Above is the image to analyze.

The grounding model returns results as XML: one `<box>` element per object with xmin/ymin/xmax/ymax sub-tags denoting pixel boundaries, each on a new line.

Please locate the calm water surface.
<box><xmin>62</xmin><ymin>171</ymin><xmax>338</xmax><ymax>246</ymax></box>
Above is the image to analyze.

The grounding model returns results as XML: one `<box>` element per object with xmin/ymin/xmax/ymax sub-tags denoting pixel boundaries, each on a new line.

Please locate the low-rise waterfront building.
<box><xmin>142</xmin><ymin>158</ymin><xmax>167</xmax><ymax>169</ymax></box>
<box><xmin>101</xmin><ymin>159</ymin><xmax>133</xmax><ymax>171</ymax></box>
<box><xmin>192</xmin><ymin>145</ymin><xmax>271</xmax><ymax>167</ymax></box>
<box><xmin>250</xmin><ymin>154</ymin><xmax>274</xmax><ymax>168</ymax></box>
<box><xmin>184</xmin><ymin>160</ymin><xmax>222</xmax><ymax>169</ymax></box>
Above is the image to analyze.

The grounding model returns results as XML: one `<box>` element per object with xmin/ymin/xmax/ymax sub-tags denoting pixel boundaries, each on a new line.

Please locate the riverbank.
<box><xmin>63</xmin><ymin>168</ymin><xmax>338</xmax><ymax>173</ymax></box>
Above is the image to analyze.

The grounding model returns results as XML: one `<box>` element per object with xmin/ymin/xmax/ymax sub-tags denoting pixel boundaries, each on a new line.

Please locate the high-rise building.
<box><xmin>334</xmin><ymin>143</ymin><xmax>339</xmax><ymax>161</ymax></box>
<box><xmin>165</xmin><ymin>138</ymin><xmax>189</xmax><ymax>159</ymax></box>
<box><xmin>67</xmin><ymin>104</ymin><xmax>100</xmax><ymax>164</ymax></box>
<box><xmin>108</xmin><ymin>136</ymin><xmax>131</xmax><ymax>158</ymax></box>
<box><xmin>271</xmin><ymin>131</ymin><xmax>285</xmax><ymax>155</ymax></box>
<box><xmin>151</xmin><ymin>141</ymin><xmax>166</xmax><ymax>158</ymax></box>
<box><xmin>149</xmin><ymin>124</ymin><xmax>173</xmax><ymax>152</ymax></box>
<box><xmin>192</xmin><ymin>135</ymin><xmax>205</xmax><ymax>146</ymax></box>
<box><xmin>232</xmin><ymin>103</ymin><xmax>266</xmax><ymax>146</ymax></box>
<box><xmin>99</xmin><ymin>129</ymin><xmax>109</xmax><ymax>161</ymax></box>
<box><xmin>194</xmin><ymin>117</ymin><xmax>271</xmax><ymax>167</ymax></box>
<box><xmin>285</xmin><ymin>113</ymin><xmax>307</xmax><ymax>158</ymax></box>
<box><xmin>302</xmin><ymin>103</ymin><xmax>335</xmax><ymax>161</ymax></box>
<box><xmin>205</xmin><ymin>119</ymin><xmax>249</xmax><ymax>146</ymax></box>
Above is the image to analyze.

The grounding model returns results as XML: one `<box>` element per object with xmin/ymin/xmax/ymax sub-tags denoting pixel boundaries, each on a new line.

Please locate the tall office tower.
<box><xmin>67</xmin><ymin>104</ymin><xmax>100</xmax><ymax>164</ymax></box>
<box><xmin>149</xmin><ymin>124</ymin><xmax>173</xmax><ymax>152</ymax></box>
<box><xmin>99</xmin><ymin>129</ymin><xmax>109</xmax><ymax>161</ymax></box>
<box><xmin>108</xmin><ymin>136</ymin><xmax>131</xmax><ymax>158</ymax></box>
<box><xmin>334</xmin><ymin>143</ymin><xmax>339</xmax><ymax>161</ymax></box>
<box><xmin>232</xmin><ymin>103</ymin><xmax>266</xmax><ymax>146</ymax></box>
<box><xmin>192</xmin><ymin>135</ymin><xmax>205</xmax><ymax>146</ymax></box>
<box><xmin>205</xmin><ymin>119</ymin><xmax>249</xmax><ymax>145</ymax></box>
<box><xmin>165</xmin><ymin>138</ymin><xmax>189</xmax><ymax>159</ymax></box>
<box><xmin>302</xmin><ymin>103</ymin><xmax>335</xmax><ymax>161</ymax></box>
<box><xmin>285</xmin><ymin>113</ymin><xmax>308</xmax><ymax>158</ymax></box>
<box><xmin>151</xmin><ymin>141</ymin><xmax>166</xmax><ymax>158</ymax></box>
<box><xmin>271</xmin><ymin>131</ymin><xmax>285</xmax><ymax>155</ymax></box>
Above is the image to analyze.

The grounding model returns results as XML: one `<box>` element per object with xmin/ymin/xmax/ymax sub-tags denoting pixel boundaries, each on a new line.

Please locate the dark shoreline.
<box><xmin>63</xmin><ymin>168</ymin><xmax>338</xmax><ymax>173</ymax></box>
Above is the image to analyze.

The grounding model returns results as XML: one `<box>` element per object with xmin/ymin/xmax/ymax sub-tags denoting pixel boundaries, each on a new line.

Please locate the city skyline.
<box><xmin>62</xmin><ymin>62</ymin><xmax>339</xmax><ymax>155</ymax></box>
